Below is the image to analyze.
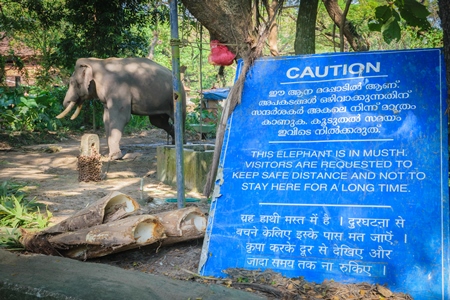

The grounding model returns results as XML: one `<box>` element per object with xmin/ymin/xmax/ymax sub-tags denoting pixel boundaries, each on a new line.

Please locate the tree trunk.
<box><xmin>438</xmin><ymin>0</ymin><xmax>450</xmax><ymax>111</ymax></box>
<box><xmin>294</xmin><ymin>0</ymin><xmax>319</xmax><ymax>54</ymax></box>
<box><xmin>147</xmin><ymin>31</ymin><xmax>159</xmax><ymax>60</ymax></box>
<box><xmin>181</xmin><ymin>0</ymin><xmax>284</xmax><ymax>196</ymax></box>
<box><xmin>263</xmin><ymin>0</ymin><xmax>280</xmax><ymax>56</ymax></box>
<box><xmin>322</xmin><ymin>0</ymin><xmax>369</xmax><ymax>51</ymax></box>
<box><xmin>181</xmin><ymin>0</ymin><xmax>253</xmax><ymax>58</ymax></box>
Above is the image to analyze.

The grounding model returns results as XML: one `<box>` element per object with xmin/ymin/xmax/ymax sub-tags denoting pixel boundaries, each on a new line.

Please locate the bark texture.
<box><xmin>20</xmin><ymin>194</ymin><xmax>206</xmax><ymax>259</ymax></box>
<box><xmin>181</xmin><ymin>0</ymin><xmax>253</xmax><ymax>58</ymax></box>
<box><xmin>295</xmin><ymin>0</ymin><xmax>319</xmax><ymax>54</ymax></box>
<box><xmin>322</xmin><ymin>0</ymin><xmax>369</xmax><ymax>51</ymax></box>
<box><xmin>43</xmin><ymin>191</ymin><xmax>139</xmax><ymax>234</ymax></box>
<box><xmin>264</xmin><ymin>0</ymin><xmax>280</xmax><ymax>56</ymax></box>
<box><xmin>155</xmin><ymin>207</ymin><xmax>206</xmax><ymax>245</ymax></box>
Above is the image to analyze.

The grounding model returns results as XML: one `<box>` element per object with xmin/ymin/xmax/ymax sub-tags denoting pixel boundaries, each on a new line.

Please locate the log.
<box><xmin>48</xmin><ymin>215</ymin><xmax>166</xmax><ymax>259</ymax></box>
<box><xmin>20</xmin><ymin>194</ymin><xmax>207</xmax><ymax>259</ymax></box>
<box><xmin>155</xmin><ymin>207</ymin><xmax>207</xmax><ymax>245</ymax></box>
<box><xmin>44</xmin><ymin>191</ymin><xmax>140</xmax><ymax>233</ymax></box>
<box><xmin>20</xmin><ymin>191</ymin><xmax>142</xmax><ymax>257</ymax></box>
<box><xmin>22</xmin><ymin>215</ymin><xmax>166</xmax><ymax>259</ymax></box>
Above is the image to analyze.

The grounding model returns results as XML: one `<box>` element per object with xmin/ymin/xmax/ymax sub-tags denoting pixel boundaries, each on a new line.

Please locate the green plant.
<box><xmin>0</xmin><ymin>181</ymin><xmax>52</xmax><ymax>249</ymax></box>
<box><xmin>186</xmin><ymin>97</ymin><xmax>219</xmax><ymax>127</ymax></box>
<box><xmin>236</xmin><ymin>277</ymin><xmax>249</xmax><ymax>283</ymax></box>
<box><xmin>0</xmin><ymin>181</ymin><xmax>26</xmax><ymax>198</ymax></box>
<box><xmin>0</xmin><ymin>228</ymin><xmax>23</xmax><ymax>250</ymax></box>
<box><xmin>368</xmin><ymin>0</ymin><xmax>431</xmax><ymax>44</ymax></box>
<box><xmin>125</xmin><ymin>115</ymin><xmax>151</xmax><ymax>134</ymax></box>
<box><xmin>0</xmin><ymin>85</ymin><xmax>69</xmax><ymax>133</ymax></box>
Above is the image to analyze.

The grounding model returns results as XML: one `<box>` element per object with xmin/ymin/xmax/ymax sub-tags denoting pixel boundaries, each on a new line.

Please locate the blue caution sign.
<box><xmin>199</xmin><ymin>49</ymin><xmax>449</xmax><ymax>299</ymax></box>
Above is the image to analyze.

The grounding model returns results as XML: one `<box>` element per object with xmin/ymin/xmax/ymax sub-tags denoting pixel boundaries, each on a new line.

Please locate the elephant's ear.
<box><xmin>80</xmin><ymin>64</ymin><xmax>93</xmax><ymax>91</ymax></box>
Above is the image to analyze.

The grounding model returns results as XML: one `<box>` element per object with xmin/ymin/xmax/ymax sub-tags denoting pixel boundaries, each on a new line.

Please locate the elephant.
<box><xmin>56</xmin><ymin>57</ymin><xmax>186</xmax><ymax>160</ymax></box>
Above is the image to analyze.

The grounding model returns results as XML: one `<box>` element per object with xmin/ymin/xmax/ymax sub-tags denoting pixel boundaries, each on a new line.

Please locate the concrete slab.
<box><xmin>157</xmin><ymin>144</ymin><xmax>215</xmax><ymax>192</ymax></box>
<box><xmin>0</xmin><ymin>250</ymin><xmax>265</xmax><ymax>300</ymax></box>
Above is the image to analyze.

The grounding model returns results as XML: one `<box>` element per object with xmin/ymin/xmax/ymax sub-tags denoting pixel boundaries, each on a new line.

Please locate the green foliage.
<box><xmin>368</xmin><ymin>0</ymin><xmax>431</xmax><ymax>44</ymax></box>
<box><xmin>0</xmin><ymin>50</ymin><xmax>27</xmax><ymax>86</ymax></box>
<box><xmin>1</xmin><ymin>0</ymin><xmax>67</xmax><ymax>87</ymax></box>
<box><xmin>186</xmin><ymin>98</ymin><xmax>214</xmax><ymax>124</ymax></box>
<box><xmin>309</xmin><ymin>0</ymin><xmax>442</xmax><ymax>51</ymax></box>
<box><xmin>236</xmin><ymin>276</ymin><xmax>249</xmax><ymax>283</ymax></box>
<box><xmin>0</xmin><ymin>195</ymin><xmax>48</xmax><ymax>229</ymax></box>
<box><xmin>0</xmin><ymin>228</ymin><xmax>23</xmax><ymax>250</ymax></box>
<box><xmin>0</xmin><ymin>181</ymin><xmax>52</xmax><ymax>249</ymax></box>
<box><xmin>185</xmin><ymin>97</ymin><xmax>220</xmax><ymax>138</ymax></box>
<box><xmin>58</xmin><ymin>0</ymin><xmax>152</xmax><ymax>68</ymax></box>
<box><xmin>0</xmin><ymin>0</ymin><xmax>442</xmax><ymax>98</ymax></box>
<box><xmin>0</xmin><ymin>86</ymin><xmax>68</xmax><ymax>132</ymax></box>
<box><xmin>124</xmin><ymin>115</ymin><xmax>151</xmax><ymax>134</ymax></box>
<box><xmin>186</xmin><ymin>108</ymin><xmax>217</xmax><ymax>127</ymax></box>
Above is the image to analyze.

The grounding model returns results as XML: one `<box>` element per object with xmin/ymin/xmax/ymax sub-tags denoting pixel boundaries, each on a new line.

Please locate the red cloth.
<box><xmin>208</xmin><ymin>40</ymin><xmax>236</xmax><ymax>66</ymax></box>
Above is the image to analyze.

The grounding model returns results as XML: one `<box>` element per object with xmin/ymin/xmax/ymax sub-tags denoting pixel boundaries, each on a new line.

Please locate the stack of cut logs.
<box><xmin>20</xmin><ymin>192</ymin><xmax>207</xmax><ymax>259</ymax></box>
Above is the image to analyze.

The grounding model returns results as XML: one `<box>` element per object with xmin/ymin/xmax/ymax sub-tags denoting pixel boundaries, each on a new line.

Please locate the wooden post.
<box><xmin>15</xmin><ymin>76</ymin><xmax>21</xmax><ymax>87</ymax></box>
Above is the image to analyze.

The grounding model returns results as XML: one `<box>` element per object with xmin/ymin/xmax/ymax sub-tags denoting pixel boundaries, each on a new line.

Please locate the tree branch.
<box><xmin>322</xmin><ymin>0</ymin><xmax>369</xmax><ymax>51</ymax></box>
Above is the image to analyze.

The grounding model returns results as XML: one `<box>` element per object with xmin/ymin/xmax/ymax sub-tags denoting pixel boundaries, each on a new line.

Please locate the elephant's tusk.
<box><xmin>56</xmin><ymin>102</ymin><xmax>76</xmax><ymax>119</ymax></box>
<box><xmin>70</xmin><ymin>105</ymin><xmax>83</xmax><ymax>120</ymax></box>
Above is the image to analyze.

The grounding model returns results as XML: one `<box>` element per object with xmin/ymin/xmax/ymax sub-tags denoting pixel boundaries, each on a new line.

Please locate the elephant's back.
<box><xmin>101</xmin><ymin>58</ymin><xmax>171</xmax><ymax>79</ymax></box>
<box><xmin>92</xmin><ymin>57</ymin><xmax>179</xmax><ymax>116</ymax></box>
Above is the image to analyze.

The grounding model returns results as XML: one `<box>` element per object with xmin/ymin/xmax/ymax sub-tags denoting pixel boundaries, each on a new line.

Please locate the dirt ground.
<box><xmin>0</xmin><ymin>129</ymin><xmax>414</xmax><ymax>300</ymax></box>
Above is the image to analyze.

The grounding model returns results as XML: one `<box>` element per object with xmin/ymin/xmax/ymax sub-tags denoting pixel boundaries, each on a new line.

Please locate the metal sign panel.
<box><xmin>199</xmin><ymin>49</ymin><xmax>449</xmax><ymax>299</ymax></box>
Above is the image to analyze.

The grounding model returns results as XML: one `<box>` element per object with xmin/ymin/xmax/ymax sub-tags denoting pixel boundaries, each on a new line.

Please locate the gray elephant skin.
<box><xmin>57</xmin><ymin>57</ymin><xmax>185</xmax><ymax>160</ymax></box>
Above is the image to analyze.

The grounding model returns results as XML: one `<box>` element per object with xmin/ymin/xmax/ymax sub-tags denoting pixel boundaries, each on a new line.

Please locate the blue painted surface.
<box><xmin>199</xmin><ymin>49</ymin><xmax>449</xmax><ymax>299</ymax></box>
<box><xmin>203</xmin><ymin>88</ymin><xmax>230</xmax><ymax>100</ymax></box>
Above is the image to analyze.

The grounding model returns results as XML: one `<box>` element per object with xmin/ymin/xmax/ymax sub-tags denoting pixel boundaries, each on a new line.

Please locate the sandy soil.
<box><xmin>0</xmin><ymin>130</ymin><xmax>413</xmax><ymax>300</ymax></box>
<box><xmin>0</xmin><ymin>129</ymin><xmax>208</xmax><ymax>221</ymax></box>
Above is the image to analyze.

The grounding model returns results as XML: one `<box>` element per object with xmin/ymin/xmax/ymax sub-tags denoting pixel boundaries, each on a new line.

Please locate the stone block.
<box><xmin>80</xmin><ymin>134</ymin><xmax>100</xmax><ymax>156</ymax></box>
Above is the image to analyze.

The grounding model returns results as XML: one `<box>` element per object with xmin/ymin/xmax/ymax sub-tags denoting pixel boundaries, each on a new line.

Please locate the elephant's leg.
<box><xmin>104</xmin><ymin>106</ymin><xmax>128</xmax><ymax>160</ymax></box>
<box><xmin>149</xmin><ymin>114</ymin><xmax>175</xmax><ymax>144</ymax></box>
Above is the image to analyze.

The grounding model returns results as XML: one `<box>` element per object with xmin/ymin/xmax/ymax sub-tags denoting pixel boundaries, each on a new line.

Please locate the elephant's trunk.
<box><xmin>56</xmin><ymin>102</ymin><xmax>76</xmax><ymax>119</ymax></box>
